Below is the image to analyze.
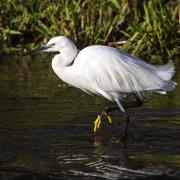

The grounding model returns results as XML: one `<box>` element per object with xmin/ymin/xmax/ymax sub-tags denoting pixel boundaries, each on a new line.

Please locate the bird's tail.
<box><xmin>157</xmin><ymin>61</ymin><xmax>175</xmax><ymax>81</ymax></box>
<box><xmin>156</xmin><ymin>61</ymin><xmax>176</xmax><ymax>93</ymax></box>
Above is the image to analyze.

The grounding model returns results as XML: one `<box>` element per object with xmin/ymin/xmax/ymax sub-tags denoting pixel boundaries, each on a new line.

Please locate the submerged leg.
<box><xmin>115</xmin><ymin>99</ymin><xmax>129</xmax><ymax>140</ymax></box>
<box><xmin>93</xmin><ymin>95</ymin><xmax>143</xmax><ymax>138</ymax></box>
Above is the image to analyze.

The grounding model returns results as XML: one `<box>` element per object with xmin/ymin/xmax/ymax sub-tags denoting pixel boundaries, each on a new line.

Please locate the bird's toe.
<box><xmin>106</xmin><ymin>114</ymin><xmax>113</xmax><ymax>124</ymax></box>
<box><xmin>93</xmin><ymin>114</ymin><xmax>101</xmax><ymax>133</ymax></box>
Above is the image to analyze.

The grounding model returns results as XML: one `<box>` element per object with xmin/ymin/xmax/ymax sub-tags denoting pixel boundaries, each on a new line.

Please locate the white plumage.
<box><xmin>49</xmin><ymin>37</ymin><xmax>176</xmax><ymax>102</ymax></box>
<box><xmin>25</xmin><ymin>36</ymin><xmax>176</xmax><ymax>113</ymax></box>
<box><xmin>24</xmin><ymin>36</ymin><xmax>176</xmax><ymax>137</ymax></box>
<box><xmin>73</xmin><ymin>45</ymin><xmax>176</xmax><ymax>99</ymax></box>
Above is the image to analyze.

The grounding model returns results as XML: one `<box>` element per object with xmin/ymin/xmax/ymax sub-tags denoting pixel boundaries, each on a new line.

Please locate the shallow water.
<box><xmin>0</xmin><ymin>55</ymin><xmax>179</xmax><ymax>179</ymax></box>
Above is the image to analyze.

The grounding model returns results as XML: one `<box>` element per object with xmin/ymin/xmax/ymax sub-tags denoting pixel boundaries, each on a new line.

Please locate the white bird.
<box><xmin>24</xmin><ymin>36</ymin><xmax>176</xmax><ymax>140</ymax></box>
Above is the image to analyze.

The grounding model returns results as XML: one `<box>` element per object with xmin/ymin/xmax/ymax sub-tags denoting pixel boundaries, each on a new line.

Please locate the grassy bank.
<box><xmin>0</xmin><ymin>0</ymin><xmax>179</xmax><ymax>62</ymax></box>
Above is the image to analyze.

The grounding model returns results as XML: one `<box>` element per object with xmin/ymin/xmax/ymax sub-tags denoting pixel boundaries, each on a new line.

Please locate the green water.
<box><xmin>0</xmin><ymin>54</ymin><xmax>179</xmax><ymax>179</ymax></box>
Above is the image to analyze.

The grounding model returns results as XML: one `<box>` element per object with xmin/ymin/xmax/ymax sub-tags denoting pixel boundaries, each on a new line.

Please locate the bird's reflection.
<box><xmin>93</xmin><ymin>134</ymin><xmax>130</xmax><ymax>167</ymax></box>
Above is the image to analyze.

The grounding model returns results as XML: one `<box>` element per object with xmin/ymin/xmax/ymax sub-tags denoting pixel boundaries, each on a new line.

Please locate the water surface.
<box><xmin>0</xmin><ymin>55</ymin><xmax>179</xmax><ymax>179</ymax></box>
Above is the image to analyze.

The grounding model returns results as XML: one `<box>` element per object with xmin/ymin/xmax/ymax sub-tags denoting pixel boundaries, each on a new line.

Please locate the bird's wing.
<box><xmin>73</xmin><ymin>45</ymin><xmax>175</xmax><ymax>100</ymax></box>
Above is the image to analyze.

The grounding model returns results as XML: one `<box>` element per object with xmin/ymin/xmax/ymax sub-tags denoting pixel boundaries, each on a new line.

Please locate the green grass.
<box><xmin>0</xmin><ymin>0</ymin><xmax>179</xmax><ymax>62</ymax></box>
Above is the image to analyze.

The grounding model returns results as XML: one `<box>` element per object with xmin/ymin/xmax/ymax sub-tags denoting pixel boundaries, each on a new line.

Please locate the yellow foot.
<box><xmin>93</xmin><ymin>113</ymin><xmax>113</xmax><ymax>133</ymax></box>
<box><xmin>93</xmin><ymin>114</ymin><xmax>101</xmax><ymax>133</ymax></box>
<box><xmin>107</xmin><ymin>114</ymin><xmax>112</xmax><ymax>124</ymax></box>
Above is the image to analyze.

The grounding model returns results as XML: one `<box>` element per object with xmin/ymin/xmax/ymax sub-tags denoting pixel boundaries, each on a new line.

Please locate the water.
<box><xmin>0</xmin><ymin>54</ymin><xmax>179</xmax><ymax>179</ymax></box>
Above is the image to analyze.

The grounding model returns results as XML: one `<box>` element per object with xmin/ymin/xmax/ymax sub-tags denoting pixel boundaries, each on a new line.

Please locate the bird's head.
<box><xmin>23</xmin><ymin>36</ymin><xmax>75</xmax><ymax>56</ymax></box>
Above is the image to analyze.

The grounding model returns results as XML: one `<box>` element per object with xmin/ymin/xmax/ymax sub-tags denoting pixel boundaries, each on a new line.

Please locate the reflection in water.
<box><xmin>0</xmin><ymin>55</ymin><xmax>179</xmax><ymax>179</ymax></box>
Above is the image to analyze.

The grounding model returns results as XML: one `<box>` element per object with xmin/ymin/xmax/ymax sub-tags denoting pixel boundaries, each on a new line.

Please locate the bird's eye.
<box><xmin>51</xmin><ymin>43</ymin><xmax>56</xmax><ymax>46</ymax></box>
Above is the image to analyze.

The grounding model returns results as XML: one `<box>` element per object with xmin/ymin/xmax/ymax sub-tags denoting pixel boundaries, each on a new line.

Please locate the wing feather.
<box><xmin>73</xmin><ymin>45</ymin><xmax>175</xmax><ymax>100</ymax></box>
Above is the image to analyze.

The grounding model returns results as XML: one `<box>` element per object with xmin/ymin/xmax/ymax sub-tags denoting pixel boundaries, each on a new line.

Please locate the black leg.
<box><xmin>104</xmin><ymin>95</ymin><xmax>143</xmax><ymax>140</ymax></box>
<box><xmin>105</xmin><ymin>106</ymin><xmax>119</xmax><ymax>114</ymax></box>
<box><xmin>123</xmin><ymin>95</ymin><xmax>143</xmax><ymax>109</ymax></box>
<box><xmin>121</xmin><ymin>112</ymin><xmax>129</xmax><ymax>141</ymax></box>
<box><xmin>105</xmin><ymin>96</ymin><xmax>143</xmax><ymax>113</ymax></box>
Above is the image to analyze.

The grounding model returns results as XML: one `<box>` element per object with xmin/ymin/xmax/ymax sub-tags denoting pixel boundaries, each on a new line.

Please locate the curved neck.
<box><xmin>57</xmin><ymin>43</ymin><xmax>78</xmax><ymax>67</ymax></box>
<box><xmin>51</xmin><ymin>44</ymin><xmax>77</xmax><ymax>84</ymax></box>
<box><xmin>52</xmin><ymin>42</ymin><xmax>77</xmax><ymax>69</ymax></box>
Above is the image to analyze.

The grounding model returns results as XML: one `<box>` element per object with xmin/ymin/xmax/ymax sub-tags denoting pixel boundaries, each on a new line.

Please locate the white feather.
<box><xmin>72</xmin><ymin>45</ymin><xmax>176</xmax><ymax>100</ymax></box>
<box><xmin>50</xmin><ymin>36</ymin><xmax>176</xmax><ymax>101</ymax></box>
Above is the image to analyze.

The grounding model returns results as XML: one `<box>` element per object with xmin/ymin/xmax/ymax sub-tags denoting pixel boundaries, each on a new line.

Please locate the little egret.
<box><xmin>24</xmin><ymin>36</ymin><xmax>176</xmax><ymax>140</ymax></box>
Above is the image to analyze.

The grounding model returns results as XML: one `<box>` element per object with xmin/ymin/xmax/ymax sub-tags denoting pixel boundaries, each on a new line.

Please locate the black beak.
<box><xmin>22</xmin><ymin>45</ymin><xmax>50</xmax><ymax>56</ymax></box>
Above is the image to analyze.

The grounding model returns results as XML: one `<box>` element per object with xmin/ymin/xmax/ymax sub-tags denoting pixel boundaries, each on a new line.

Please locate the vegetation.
<box><xmin>0</xmin><ymin>0</ymin><xmax>179</xmax><ymax>62</ymax></box>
